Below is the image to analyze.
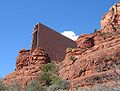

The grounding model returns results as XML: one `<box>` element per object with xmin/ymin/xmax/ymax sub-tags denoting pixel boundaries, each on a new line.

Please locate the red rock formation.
<box><xmin>59</xmin><ymin>2</ymin><xmax>120</xmax><ymax>89</ymax></box>
<box><xmin>59</xmin><ymin>33</ymin><xmax>120</xmax><ymax>88</ymax></box>
<box><xmin>16</xmin><ymin>49</ymin><xmax>30</xmax><ymax>70</ymax></box>
<box><xmin>101</xmin><ymin>2</ymin><xmax>120</xmax><ymax>32</ymax></box>
<box><xmin>4</xmin><ymin>47</ymin><xmax>50</xmax><ymax>87</ymax></box>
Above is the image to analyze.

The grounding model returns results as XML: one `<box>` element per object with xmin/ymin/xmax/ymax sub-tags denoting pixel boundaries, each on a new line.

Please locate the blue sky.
<box><xmin>0</xmin><ymin>0</ymin><xmax>119</xmax><ymax>78</ymax></box>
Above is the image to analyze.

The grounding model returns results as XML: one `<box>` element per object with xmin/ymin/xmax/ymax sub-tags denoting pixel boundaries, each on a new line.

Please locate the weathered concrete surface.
<box><xmin>31</xmin><ymin>23</ymin><xmax>77</xmax><ymax>61</ymax></box>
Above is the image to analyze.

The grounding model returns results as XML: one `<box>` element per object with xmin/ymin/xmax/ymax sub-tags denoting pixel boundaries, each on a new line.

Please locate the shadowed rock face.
<box><xmin>59</xmin><ymin>2</ymin><xmax>120</xmax><ymax>89</ymax></box>
<box><xmin>4</xmin><ymin>48</ymin><xmax>50</xmax><ymax>87</ymax></box>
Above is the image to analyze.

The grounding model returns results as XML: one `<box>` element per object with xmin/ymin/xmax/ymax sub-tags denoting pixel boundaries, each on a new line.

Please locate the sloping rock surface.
<box><xmin>59</xmin><ymin>2</ymin><xmax>120</xmax><ymax>88</ymax></box>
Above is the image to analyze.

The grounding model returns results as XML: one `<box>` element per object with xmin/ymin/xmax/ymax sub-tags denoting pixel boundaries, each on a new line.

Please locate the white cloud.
<box><xmin>61</xmin><ymin>31</ymin><xmax>79</xmax><ymax>41</ymax></box>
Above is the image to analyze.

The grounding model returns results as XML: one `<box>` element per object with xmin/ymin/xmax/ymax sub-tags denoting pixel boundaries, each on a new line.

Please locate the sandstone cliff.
<box><xmin>59</xmin><ymin>2</ymin><xmax>120</xmax><ymax>89</ymax></box>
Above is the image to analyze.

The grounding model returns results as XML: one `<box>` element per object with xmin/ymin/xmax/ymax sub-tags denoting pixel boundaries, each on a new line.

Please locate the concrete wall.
<box><xmin>31</xmin><ymin>23</ymin><xmax>77</xmax><ymax>61</ymax></box>
<box><xmin>31</xmin><ymin>29</ymin><xmax>37</xmax><ymax>51</ymax></box>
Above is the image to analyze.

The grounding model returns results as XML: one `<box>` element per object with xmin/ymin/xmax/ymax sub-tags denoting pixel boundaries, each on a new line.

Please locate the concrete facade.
<box><xmin>31</xmin><ymin>23</ymin><xmax>77</xmax><ymax>61</ymax></box>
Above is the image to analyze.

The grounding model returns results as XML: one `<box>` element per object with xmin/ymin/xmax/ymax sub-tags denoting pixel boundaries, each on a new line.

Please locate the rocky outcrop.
<box><xmin>59</xmin><ymin>33</ymin><xmax>120</xmax><ymax>88</ymax></box>
<box><xmin>4</xmin><ymin>47</ymin><xmax>50</xmax><ymax>87</ymax></box>
<box><xmin>16</xmin><ymin>49</ymin><xmax>30</xmax><ymax>70</ymax></box>
<box><xmin>59</xmin><ymin>2</ymin><xmax>120</xmax><ymax>89</ymax></box>
<box><xmin>101</xmin><ymin>2</ymin><xmax>120</xmax><ymax>32</ymax></box>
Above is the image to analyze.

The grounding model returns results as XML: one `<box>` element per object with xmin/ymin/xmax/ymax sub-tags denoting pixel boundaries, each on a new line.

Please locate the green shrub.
<box><xmin>93</xmin><ymin>29</ymin><xmax>98</xmax><ymax>34</ymax></box>
<box><xmin>57</xmin><ymin>80</ymin><xmax>69</xmax><ymax>90</ymax></box>
<box><xmin>72</xmin><ymin>85</ymin><xmax>119</xmax><ymax>91</ymax></box>
<box><xmin>100</xmin><ymin>32</ymin><xmax>113</xmax><ymax>39</ymax></box>
<box><xmin>38</xmin><ymin>71</ymin><xmax>53</xmax><ymax>86</ymax></box>
<box><xmin>51</xmin><ymin>76</ymin><xmax>63</xmax><ymax>85</ymax></box>
<box><xmin>8</xmin><ymin>80</ymin><xmax>22</xmax><ymax>91</ymax></box>
<box><xmin>68</xmin><ymin>48</ymin><xmax>75</xmax><ymax>52</ymax></box>
<box><xmin>38</xmin><ymin>63</ymin><xmax>70</xmax><ymax>91</ymax></box>
<box><xmin>0</xmin><ymin>80</ymin><xmax>8</xmax><ymax>91</ymax></box>
<box><xmin>2</xmin><ymin>63</ymin><xmax>69</xmax><ymax>91</ymax></box>
<box><xmin>42</xmin><ymin>63</ymin><xmax>55</xmax><ymax>72</ymax></box>
<box><xmin>47</xmin><ymin>80</ymin><xmax>69</xmax><ymax>91</ymax></box>
<box><xmin>24</xmin><ymin>80</ymin><xmax>47</xmax><ymax>91</ymax></box>
<box><xmin>38</xmin><ymin>63</ymin><xmax>54</xmax><ymax>86</ymax></box>
<box><xmin>69</xmin><ymin>56</ymin><xmax>76</xmax><ymax>62</ymax></box>
<box><xmin>38</xmin><ymin>63</ymin><xmax>57</xmax><ymax>86</ymax></box>
<box><xmin>55</xmin><ymin>90</ymin><xmax>67</xmax><ymax>91</ymax></box>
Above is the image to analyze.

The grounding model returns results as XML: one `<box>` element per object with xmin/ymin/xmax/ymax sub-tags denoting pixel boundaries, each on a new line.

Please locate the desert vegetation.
<box><xmin>1</xmin><ymin>79</ymin><xmax>120</xmax><ymax>91</ymax></box>
<box><xmin>1</xmin><ymin>60</ymin><xmax>120</xmax><ymax>91</ymax></box>
<box><xmin>0</xmin><ymin>63</ymin><xmax>70</xmax><ymax>91</ymax></box>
